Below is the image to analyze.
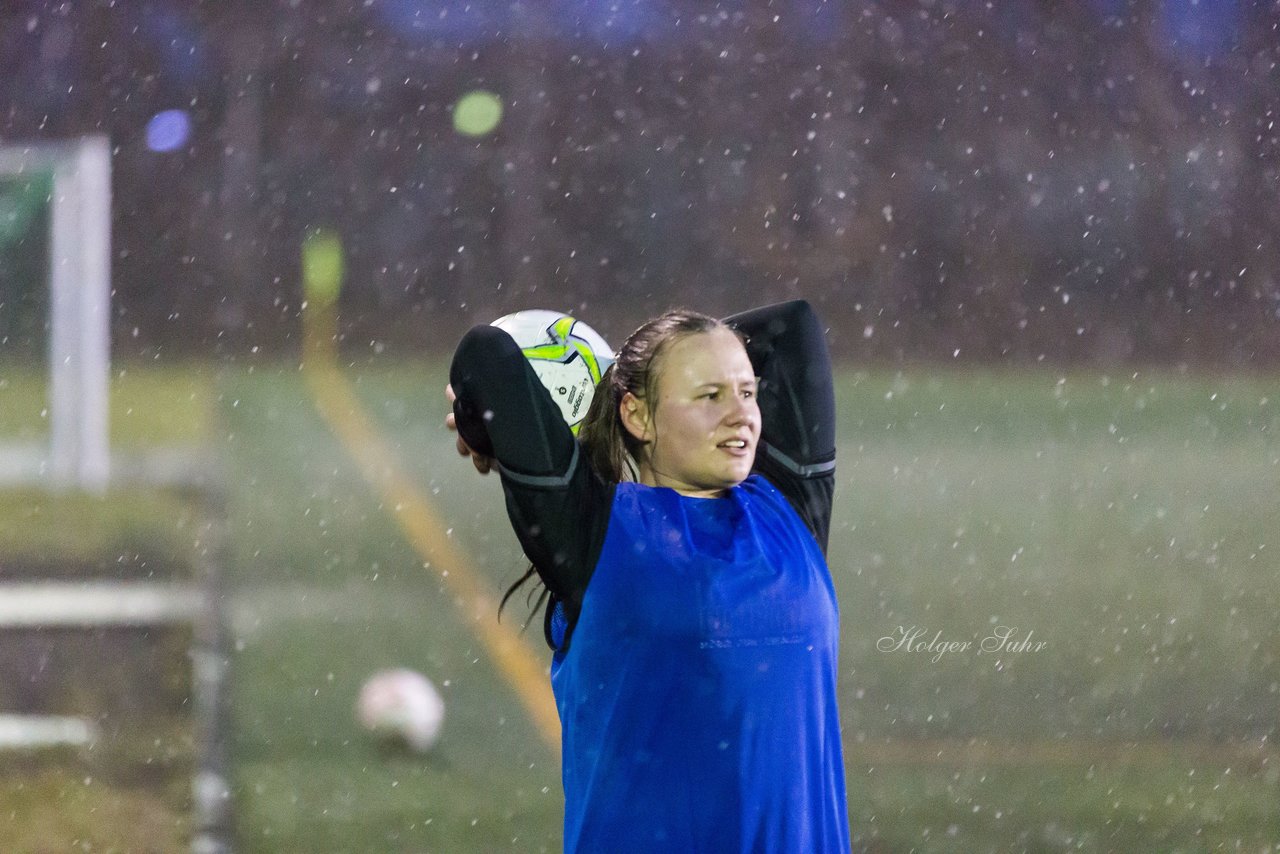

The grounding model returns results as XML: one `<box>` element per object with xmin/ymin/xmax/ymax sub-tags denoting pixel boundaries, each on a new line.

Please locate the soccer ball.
<box><xmin>490</xmin><ymin>309</ymin><xmax>614</xmax><ymax>434</ymax></box>
<box><xmin>356</xmin><ymin>668</ymin><xmax>445</xmax><ymax>753</ymax></box>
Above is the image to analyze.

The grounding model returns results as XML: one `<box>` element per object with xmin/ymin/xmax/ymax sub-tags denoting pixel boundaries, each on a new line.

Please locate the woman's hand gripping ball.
<box><xmin>445</xmin><ymin>383</ymin><xmax>495</xmax><ymax>475</ymax></box>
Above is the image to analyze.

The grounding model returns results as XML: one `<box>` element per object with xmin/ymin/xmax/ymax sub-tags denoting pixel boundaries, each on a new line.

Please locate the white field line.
<box><xmin>0</xmin><ymin>444</ymin><xmax>47</xmax><ymax>484</ymax></box>
<box><xmin>0</xmin><ymin>582</ymin><xmax>201</xmax><ymax>627</ymax></box>
<box><xmin>0</xmin><ymin>446</ymin><xmax>212</xmax><ymax>489</ymax></box>
<box><xmin>0</xmin><ymin>714</ymin><xmax>98</xmax><ymax>749</ymax></box>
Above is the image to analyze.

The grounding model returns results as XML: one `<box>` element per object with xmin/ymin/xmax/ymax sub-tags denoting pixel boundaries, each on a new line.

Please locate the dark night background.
<box><xmin>1</xmin><ymin>0</ymin><xmax>1278</xmax><ymax>365</ymax></box>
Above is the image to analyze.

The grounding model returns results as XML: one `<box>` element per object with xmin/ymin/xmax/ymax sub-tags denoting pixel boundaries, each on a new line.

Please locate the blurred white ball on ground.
<box><xmin>356</xmin><ymin>668</ymin><xmax>445</xmax><ymax>753</ymax></box>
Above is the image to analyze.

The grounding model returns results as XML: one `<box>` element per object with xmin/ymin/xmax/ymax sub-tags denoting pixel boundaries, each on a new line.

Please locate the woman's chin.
<box><xmin>726</xmin><ymin>455</ymin><xmax>756</xmax><ymax>480</ymax></box>
<box><xmin>716</xmin><ymin>465</ymin><xmax>754</xmax><ymax>489</ymax></box>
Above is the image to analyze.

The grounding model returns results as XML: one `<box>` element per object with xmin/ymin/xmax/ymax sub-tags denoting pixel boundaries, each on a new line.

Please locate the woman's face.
<box><xmin>621</xmin><ymin>327</ymin><xmax>760</xmax><ymax>497</ymax></box>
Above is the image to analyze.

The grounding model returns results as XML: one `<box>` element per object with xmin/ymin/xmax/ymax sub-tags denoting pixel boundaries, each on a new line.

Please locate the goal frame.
<box><xmin>0</xmin><ymin>135</ymin><xmax>111</xmax><ymax>491</ymax></box>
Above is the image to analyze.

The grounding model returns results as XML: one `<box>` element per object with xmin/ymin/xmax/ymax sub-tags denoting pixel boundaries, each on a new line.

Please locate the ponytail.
<box><xmin>577</xmin><ymin>362</ymin><xmax>640</xmax><ymax>485</ymax></box>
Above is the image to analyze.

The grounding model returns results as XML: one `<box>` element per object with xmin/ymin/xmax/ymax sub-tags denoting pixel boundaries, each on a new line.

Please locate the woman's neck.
<box><xmin>637</xmin><ymin>462</ymin><xmax>728</xmax><ymax>499</ymax></box>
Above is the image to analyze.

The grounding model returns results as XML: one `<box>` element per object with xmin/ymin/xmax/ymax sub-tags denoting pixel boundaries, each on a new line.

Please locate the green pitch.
<box><xmin>4</xmin><ymin>362</ymin><xmax>1275</xmax><ymax>851</ymax></box>
<box><xmin>0</xmin><ymin>365</ymin><xmax>212</xmax><ymax>850</ymax></box>
<box><xmin>218</xmin><ymin>362</ymin><xmax>1279</xmax><ymax>852</ymax></box>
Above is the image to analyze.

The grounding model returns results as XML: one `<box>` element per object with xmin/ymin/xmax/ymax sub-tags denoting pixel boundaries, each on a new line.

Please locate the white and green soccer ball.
<box><xmin>490</xmin><ymin>309</ymin><xmax>615</xmax><ymax>434</ymax></box>
<box><xmin>356</xmin><ymin>668</ymin><xmax>445</xmax><ymax>753</ymax></box>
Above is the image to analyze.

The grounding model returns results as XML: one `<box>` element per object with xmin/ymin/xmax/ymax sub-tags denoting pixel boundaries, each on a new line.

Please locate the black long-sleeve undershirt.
<box><xmin>450</xmin><ymin>300</ymin><xmax>836</xmax><ymax>647</ymax></box>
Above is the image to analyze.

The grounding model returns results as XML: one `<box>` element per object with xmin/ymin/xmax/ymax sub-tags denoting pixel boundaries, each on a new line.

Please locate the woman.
<box><xmin>446</xmin><ymin>300</ymin><xmax>849</xmax><ymax>853</ymax></box>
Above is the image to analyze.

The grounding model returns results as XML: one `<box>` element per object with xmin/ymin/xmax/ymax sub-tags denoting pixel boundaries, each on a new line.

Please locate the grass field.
<box><xmin>0</xmin><ymin>365</ymin><xmax>213</xmax><ymax>851</ymax></box>
<box><xmin>3</xmin><ymin>361</ymin><xmax>1278</xmax><ymax>851</ymax></box>
<box><xmin>220</xmin><ymin>361</ymin><xmax>1279</xmax><ymax>852</ymax></box>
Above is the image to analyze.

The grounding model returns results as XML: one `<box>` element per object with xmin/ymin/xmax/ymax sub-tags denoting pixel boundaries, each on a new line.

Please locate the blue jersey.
<box><xmin>549</xmin><ymin>474</ymin><xmax>850</xmax><ymax>853</ymax></box>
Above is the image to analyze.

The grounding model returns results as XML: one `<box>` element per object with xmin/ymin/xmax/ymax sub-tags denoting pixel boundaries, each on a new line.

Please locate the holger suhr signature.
<box><xmin>877</xmin><ymin>625</ymin><xmax>1047</xmax><ymax>663</ymax></box>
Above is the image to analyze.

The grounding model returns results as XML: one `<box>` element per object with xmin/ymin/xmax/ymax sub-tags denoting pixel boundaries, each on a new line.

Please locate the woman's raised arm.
<box><xmin>448</xmin><ymin>325</ymin><xmax>613</xmax><ymax>626</ymax></box>
<box><xmin>725</xmin><ymin>300</ymin><xmax>837</xmax><ymax>552</ymax></box>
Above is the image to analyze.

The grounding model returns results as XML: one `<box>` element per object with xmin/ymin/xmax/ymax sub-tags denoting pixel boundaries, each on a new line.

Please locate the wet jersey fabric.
<box><xmin>550</xmin><ymin>474</ymin><xmax>851</xmax><ymax>853</ymax></box>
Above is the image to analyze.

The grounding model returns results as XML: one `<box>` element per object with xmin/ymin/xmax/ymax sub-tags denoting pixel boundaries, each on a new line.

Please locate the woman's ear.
<box><xmin>619</xmin><ymin>391</ymin><xmax>653</xmax><ymax>444</ymax></box>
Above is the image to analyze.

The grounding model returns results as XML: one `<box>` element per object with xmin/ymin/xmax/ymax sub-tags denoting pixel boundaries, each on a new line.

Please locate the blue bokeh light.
<box><xmin>145</xmin><ymin>109</ymin><xmax>192</xmax><ymax>153</ymax></box>
<box><xmin>1163</xmin><ymin>0</ymin><xmax>1240</xmax><ymax>59</ymax></box>
<box><xmin>374</xmin><ymin>0</ymin><xmax>674</xmax><ymax>46</ymax></box>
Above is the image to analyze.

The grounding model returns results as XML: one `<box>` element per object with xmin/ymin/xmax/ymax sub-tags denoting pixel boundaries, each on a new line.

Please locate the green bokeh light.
<box><xmin>453</xmin><ymin>90</ymin><xmax>504</xmax><ymax>137</ymax></box>
<box><xmin>301</xmin><ymin>229</ymin><xmax>343</xmax><ymax>307</ymax></box>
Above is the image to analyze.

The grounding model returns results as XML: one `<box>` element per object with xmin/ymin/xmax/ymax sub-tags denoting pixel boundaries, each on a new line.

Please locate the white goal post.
<box><xmin>0</xmin><ymin>135</ymin><xmax>111</xmax><ymax>491</ymax></box>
